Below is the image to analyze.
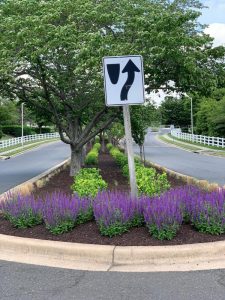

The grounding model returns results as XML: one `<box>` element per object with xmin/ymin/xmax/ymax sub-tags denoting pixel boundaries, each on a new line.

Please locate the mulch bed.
<box><xmin>1</xmin><ymin>151</ymin><xmax>225</xmax><ymax>246</ymax></box>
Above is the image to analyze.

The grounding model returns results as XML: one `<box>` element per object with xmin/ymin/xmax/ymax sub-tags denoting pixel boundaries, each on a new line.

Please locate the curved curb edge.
<box><xmin>0</xmin><ymin>234</ymin><xmax>225</xmax><ymax>272</ymax></box>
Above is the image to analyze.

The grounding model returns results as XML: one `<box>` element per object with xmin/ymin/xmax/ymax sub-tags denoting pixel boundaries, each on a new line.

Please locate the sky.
<box><xmin>152</xmin><ymin>0</ymin><xmax>225</xmax><ymax>105</ymax></box>
<box><xmin>200</xmin><ymin>0</ymin><xmax>225</xmax><ymax>47</ymax></box>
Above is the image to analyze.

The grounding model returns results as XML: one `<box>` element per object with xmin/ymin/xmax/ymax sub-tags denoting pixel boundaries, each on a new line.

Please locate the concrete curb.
<box><xmin>0</xmin><ymin>234</ymin><xmax>225</xmax><ymax>272</ymax></box>
<box><xmin>0</xmin><ymin>158</ymin><xmax>70</xmax><ymax>202</ymax></box>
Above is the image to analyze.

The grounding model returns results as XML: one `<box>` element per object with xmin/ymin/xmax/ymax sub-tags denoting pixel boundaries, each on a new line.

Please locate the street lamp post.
<box><xmin>21</xmin><ymin>102</ymin><xmax>24</xmax><ymax>147</ymax></box>
<box><xmin>190</xmin><ymin>96</ymin><xmax>194</xmax><ymax>135</ymax></box>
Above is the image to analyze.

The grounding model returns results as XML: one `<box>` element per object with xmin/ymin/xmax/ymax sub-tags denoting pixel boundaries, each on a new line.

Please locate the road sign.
<box><xmin>103</xmin><ymin>55</ymin><xmax>145</xmax><ymax>106</ymax></box>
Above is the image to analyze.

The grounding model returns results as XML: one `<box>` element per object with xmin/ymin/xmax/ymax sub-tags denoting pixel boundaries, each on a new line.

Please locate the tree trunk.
<box><xmin>139</xmin><ymin>144</ymin><xmax>143</xmax><ymax>163</ymax></box>
<box><xmin>143</xmin><ymin>144</ymin><xmax>146</xmax><ymax>166</ymax></box>
<box><xmin>70</xmin><ymin>145</ymin><xmax>83</xmax><ymax>176</ymax></box>
<box><xmin>81</xmin><ymin>146</ymin><xmax>86</xmax><ymax>167</ymax></box>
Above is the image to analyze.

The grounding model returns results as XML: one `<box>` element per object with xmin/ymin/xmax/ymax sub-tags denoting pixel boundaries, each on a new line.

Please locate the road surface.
<box><xmin>0</xmin><ymin>260</ymin><xmax>225</xmax><ymax>300</ymax></box>
<box><xmin>0</xmin><ymin>141</ymin><xmax>70</xmax><ymax>194</ymax></box>
<box><xmin>134</xmin><ymin>132</ymin><xmax>225</xmax><ymax>186</ymax></box>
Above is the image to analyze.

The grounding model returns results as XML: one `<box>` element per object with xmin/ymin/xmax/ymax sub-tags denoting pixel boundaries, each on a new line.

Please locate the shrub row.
<box><xmin>2</xmin><ymin>125</ymin><xmax>36</xmax><ymax>137</ymax></box>
<box><xmin>107</xmin><ymin>144</ymin><xmax>170</xmax><ymax>197</ymax></box>
<box><xmin>1</xmin><ymin>125</ymin><xmax>53</xmax><ymax>137</ymax></box>
<box><xmin>71</xmin><ymin>168</ymin><xmax>107</xmax><ymax>198</ymax></box>
<box><xmin>85</xmin><ymin>142</ymin><xmax>101</xmax><ymax>165</ymax></box>
<box><xmin>2</xmin><ymin>187</ymin><xmax>225</xmax><ymax>239</ymax></box>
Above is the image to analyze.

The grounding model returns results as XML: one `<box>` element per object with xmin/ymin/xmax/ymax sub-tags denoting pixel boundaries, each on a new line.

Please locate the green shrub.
<box><xmin>106</xmin><ymin>143</ymin><xmax>113</xmax><ymax>150</ymax></box>
<box><xmin>85</xmin><ymin>149</ymin><xmax>98</xmax><ymax>165</ymax></box>
<box><xmin>93</xmin><ymin>142</ymin><xmax>101</xmax><ymax>151</ymax></box>
<box><xmin>95</xmin><ymin>136</ymin><xmax>100</xmax><ymax>143</ymax></box>
<box><xmin>33</xmin><ymin>127</ymin><xmax>53</xmax><ymax>134</ymax></box>
<box><xmin>110</xmin><ymin>147</ymin><xmax>128</xmax><ymax>167</ymax></box>
<box><xmin>71</xmin><ymin>168</ymin><xmax>107</xmax><ymax>197</ymax></box>
<box><xmin>2</xmin><ymin>125</ymin><xmax>35</xmax><ymax>137</ymax></box>
<box><xmin>136</xmin><ymin>167</ymin><xmax>170</xmax><ymax>196</ymax></box>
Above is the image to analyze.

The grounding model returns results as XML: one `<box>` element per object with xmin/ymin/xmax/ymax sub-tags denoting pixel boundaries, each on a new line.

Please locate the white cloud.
<box><xmin>205</xmin><ymin>23</ymin><xmax>225</xmax><ymax>47</ymax></box>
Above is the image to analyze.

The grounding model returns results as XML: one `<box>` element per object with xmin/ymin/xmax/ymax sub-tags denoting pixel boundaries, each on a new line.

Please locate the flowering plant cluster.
<box><xmin>0</xmin><ymin>192</ymin><xmax>92</xmax><ymax>234</ymax></box>
<box><xmin>1</xmin><ymin>187</ymin><xmax>225</xmax><ymax>240</ymax></box>
<box><xmin>93</xmin><ymin>191</ymin><xmax>143</xmax><ymax>237</ymax></box>
<box><xmin>42</xmin><ymin>192</ymin><xmax>92</xmax><ymax>234</ymax></box>
<box><xmin>0</xmin><ymin>193</ymin><xmax>43</xmax><ymax>228</ymax></box>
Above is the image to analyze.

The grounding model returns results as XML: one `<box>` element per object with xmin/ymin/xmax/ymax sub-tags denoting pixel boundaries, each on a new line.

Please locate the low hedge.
<box><xmin>85</xmin><ymin>142</ymin><xmax>101</xmax><ymax>165</ymax></box>
<box><xmin>2</xmin><ymin>125</ymin><xmax>36</xmax><ymax>137</ymax></box>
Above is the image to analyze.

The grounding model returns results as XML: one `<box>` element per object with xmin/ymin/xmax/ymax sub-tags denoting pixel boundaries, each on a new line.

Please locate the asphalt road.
<box><xmin>134</xmin><ymin>132</ymin><xmax>225</xmax><ymax>186</ymax></box>
<box><xmin>0</xmin><ymin>260</ymin><xmax>225</xmax><ymax>300</ymax></box>
<box><xmin>0</xmin><ymin>141</ymin><xmax>70</xmax><ymax>194</ymax></box>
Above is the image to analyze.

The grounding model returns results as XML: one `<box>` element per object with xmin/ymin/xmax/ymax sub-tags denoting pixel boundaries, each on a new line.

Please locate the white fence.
<box><xmin>0</xmin><ymin>132</ymin><xmax>60</xmax><ymax>150</ymax></box>
<box><xmin>171</xmin><ymin>130</ymin><xmax>225</xmax><ymax>148</ymax></box>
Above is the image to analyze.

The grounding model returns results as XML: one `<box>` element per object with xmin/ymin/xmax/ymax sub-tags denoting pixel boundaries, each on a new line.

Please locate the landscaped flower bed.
<box><xmin>1</xmin><ymin>186</ymin><xmax>225</xmax><ymax>240</ymax></box>
<box><xmin>107</xmin><ymin>144</ymin><xmax>171</xmax><ymax>196</ymax></box>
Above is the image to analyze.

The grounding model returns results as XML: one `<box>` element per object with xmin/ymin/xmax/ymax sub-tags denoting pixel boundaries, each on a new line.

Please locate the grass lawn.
<box><xmin>158</xmin><ymin>135</ymin><xmax>202</xmax><ymax>151</ymax></box>
<box><xmin>169</xmin><ymin>134</ymin><xmax>225</xmax><ymax>150</ymax></box>
<box><xmin>0</xmin><ymin>139</ymin><xmax>59</xmax><ymax>157</ymax></box>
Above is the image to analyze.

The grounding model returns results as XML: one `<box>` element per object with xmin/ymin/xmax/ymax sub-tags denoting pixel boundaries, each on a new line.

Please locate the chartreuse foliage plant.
<box><xmin>71</xmin><ymin>168</ymin><xmax>107</xmax><ymax>198</ymax></box>
<box><xmin>109</xmin><ymin>146</ymin><xmax>170</xmax><ymax>196</ymax></box>
<box><xmin>106</xmin><ymin>143</ymin><xmax>113</xmax><ymax>151</ymax></box>
<box><xmin>85</xmin><ymin>142</ymin><xmax>101</xmax><ymax>165</ymax></box>
<box><xmin>136</xmin><ymin>167</ymin><xmax>170</xmax><ymax>197</ymax></box>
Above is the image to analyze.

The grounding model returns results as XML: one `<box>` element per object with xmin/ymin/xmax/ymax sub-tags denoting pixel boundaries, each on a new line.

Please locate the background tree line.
<box><xmin>0</xmin><ymin>0</ymin><xmax>225</xmax><ymax>174</ymax></box>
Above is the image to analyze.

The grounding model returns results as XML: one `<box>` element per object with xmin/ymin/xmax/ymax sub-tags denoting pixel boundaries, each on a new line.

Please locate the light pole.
<box><xmin>190</xmin><ymin>96</ymin><xmax>194</xmax><ymax>135</ymax></box>
<box><xmin>21</xmin><ymin>102</ymin><xmax>24</xmax><ymax>147</ymax></box>
<box><xmin>185</xmin><ymin>94</ymin><xmax>194</xmax><ymax>135</ymax></box>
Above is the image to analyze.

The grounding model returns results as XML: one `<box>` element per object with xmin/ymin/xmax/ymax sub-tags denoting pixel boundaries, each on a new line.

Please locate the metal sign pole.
<box><xmin>123</xmin><ymin>105</ymin><xmax>138</xmax><ymax>199</ymax></box>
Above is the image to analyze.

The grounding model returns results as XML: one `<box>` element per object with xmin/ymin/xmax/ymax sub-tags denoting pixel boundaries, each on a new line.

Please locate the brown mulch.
<box><xmin>1</xmin><ymin>151</ymin><xmax>225</xmax><ymax>246</ymax></box>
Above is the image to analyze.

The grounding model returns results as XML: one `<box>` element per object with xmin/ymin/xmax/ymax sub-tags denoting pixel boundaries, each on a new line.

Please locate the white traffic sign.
<box><xmin>103</xmin><ymin>55</ymin><xmax>145</xmax><ymax>106</ymax></box>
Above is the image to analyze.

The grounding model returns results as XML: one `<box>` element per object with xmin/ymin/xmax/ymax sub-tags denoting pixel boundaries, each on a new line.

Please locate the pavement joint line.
<box><xmin>107</xmin><ymin>245</ymin><xmax>116</xmax><ymax>272</ymax></box>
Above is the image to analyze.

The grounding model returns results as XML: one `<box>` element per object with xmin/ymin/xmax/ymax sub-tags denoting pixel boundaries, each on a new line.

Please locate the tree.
<box><xmin>0</xmin><ymin>98</ymin><xmax>19</xmax><ymax>126</ymax></box>
<box><xmin>0</xmin><ymin>0</ymin><xmax>224</xmax><ymax>175</ymax></box>
<box><xmin>196</xmin><ymin>89</ymin><xmax>225</xmax><ymax>137</ymax></box>
<box><xmin>159</xmin><ymin>96</ymin><xmax>192</xmax><ymax>130</ymax></box>
<box><xmin>131</xmin><ymin>103</ymin><xmax>157</xmax><ymax>161</ymax></box>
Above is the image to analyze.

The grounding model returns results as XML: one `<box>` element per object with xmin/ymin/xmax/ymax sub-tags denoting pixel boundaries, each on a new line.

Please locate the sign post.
<box><xmin>103</xmin><ymin>55</ymin><xmax>145</xmax><ymax>199</ymax></box>
<box><xmin>123</xmin><ymin>104</ymin><xmax>138</xmax><ymax>198</ymax></box>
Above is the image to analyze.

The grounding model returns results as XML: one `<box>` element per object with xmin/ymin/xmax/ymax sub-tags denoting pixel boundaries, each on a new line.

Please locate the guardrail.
<box><xmin>171</xmin><ymin>130</ymin><xmax>225</xmax><ymax>148</ymax></box>
<box><xmin>0</xmin><ymin>132</ymin><xmax>60</xmax><ymax>150</ymax></box>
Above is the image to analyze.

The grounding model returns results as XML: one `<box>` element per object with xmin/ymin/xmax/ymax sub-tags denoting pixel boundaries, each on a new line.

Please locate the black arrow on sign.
<box><xmin>120</xmin><ymin>59</ymin><xmax>140</xmax><ymax>101</ymax></box>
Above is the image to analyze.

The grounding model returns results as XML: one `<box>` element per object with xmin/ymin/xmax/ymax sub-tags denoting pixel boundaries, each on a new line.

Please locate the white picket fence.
<box><xmin>171</xmin><ymin>130</ymin><xmax>225</xmax><ymax>148</ymax></box>
<box><xmin>0</xmin><ymin>132</ymin><xmax>60</xmax><ymax>150</ymax></box>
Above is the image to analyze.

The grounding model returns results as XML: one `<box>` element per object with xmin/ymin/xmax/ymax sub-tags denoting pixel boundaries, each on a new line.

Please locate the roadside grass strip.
<box><xmin>0</xmin><ymin>139</ymin><xmax>59</xmax><ymax>158</ymax></box>
<box><xmin>158</xmin><ymin>135</ymin><xmax>201</xmax><ymax>151</ymax></box>
<box><xmin>169</xmin><ymin>134</ymin><xmax>225</xmax><ymax>151</ymax></box>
